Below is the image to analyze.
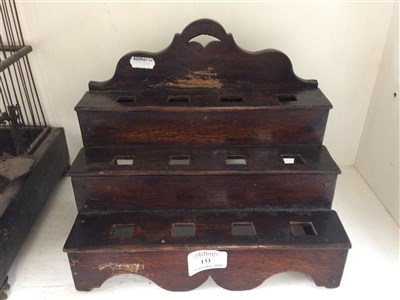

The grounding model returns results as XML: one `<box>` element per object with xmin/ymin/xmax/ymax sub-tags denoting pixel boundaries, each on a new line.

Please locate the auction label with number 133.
<box><xmin>187</xmin><ymin>250</ymin><xmax>228</xmax><ymax>276</ymax></box>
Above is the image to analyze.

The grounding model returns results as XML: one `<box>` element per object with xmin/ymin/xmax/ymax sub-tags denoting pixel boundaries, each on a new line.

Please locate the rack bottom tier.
<box><xmin>64</xmin><ymin>210</ymin><xmax>351</xmax><ymax>291</ymax></box>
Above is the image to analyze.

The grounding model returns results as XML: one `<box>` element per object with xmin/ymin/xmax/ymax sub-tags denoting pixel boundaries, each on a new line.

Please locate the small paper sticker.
<box><xmin>187</xmin><ymin>250</ymin><xmax>227</xmax><ymax>276</ymax></box>
<box><xmin>129</xmin><ymin>56</ymin><xmax>155</xmax><ymax>69</ymax></box>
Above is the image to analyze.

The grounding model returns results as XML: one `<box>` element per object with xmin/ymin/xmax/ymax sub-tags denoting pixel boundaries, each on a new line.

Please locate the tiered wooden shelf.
<box><xmin>64</xmin><ymin>19</ymin><xmax>351</xmax><ymax>291</ymax></box>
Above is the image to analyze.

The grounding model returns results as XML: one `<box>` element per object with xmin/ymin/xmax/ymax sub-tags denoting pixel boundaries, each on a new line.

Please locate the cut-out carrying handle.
<box><xmin>178</xmin><ymin>19</ymin><xmax>232</xmax><ymax>44</ymax></box>
<box><xmin>89</xmin><ymin>18</ymin><xmax>318</xmax><ymax>91</ymax></box>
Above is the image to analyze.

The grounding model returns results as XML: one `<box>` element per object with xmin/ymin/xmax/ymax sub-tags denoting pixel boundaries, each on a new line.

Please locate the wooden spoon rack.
<box><xmin>64</xmin><ymin>19</ymin><xmax>351</xmax><ymax>291</ymax></box>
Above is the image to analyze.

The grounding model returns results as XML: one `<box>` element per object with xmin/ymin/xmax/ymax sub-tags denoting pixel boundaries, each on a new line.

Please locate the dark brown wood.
<box><xmin>0</xmin><ymin>128</ymin><xmax>69</xmax><ymax>286</ymax></box>
<box><xmin>64</xmin><ymin>19</ymin><xmax>351</xmax><ymax>292</ymax></box>
<box><xmin>76</xmin><ymin>18</ymin><xmax>332</xmax><ymax>148</ymax></box>
<box><xmin>69</xmin><ymin>145</ymin><xmax>339</xmax><ymax>212</ymax></box>
<box><xmin>72</xmin><ymin>174</ymin><xmax>338</xmax><ymax>212</ymax></box>
<box><xmin>64</xmin><ymin>210</ymin><xmax>350</xmax><ymax>291</ymax></box>
<box><xmin>77</xmin><ymin>107</ymin><xmax>330</xmax><ymax>147</ymax></box>
<box><xmin>69</xmin><ymin>145</ymin><xmax>339</xmax><ymax>175</ymax></box>
<box><xmin>89</xmin><ymin>19</ymin><xmax>317</xmax><ymax>91</ymax></box>
<box><xmin>68</xmin><ymin>249</ymin><xmax>349</xmax><ymax>291</ymax></box>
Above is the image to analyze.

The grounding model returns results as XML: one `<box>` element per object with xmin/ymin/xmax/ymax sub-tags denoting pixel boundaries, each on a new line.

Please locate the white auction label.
<box><xmin>187</xmin><ymin>250</ymin><xmax>228</xmax><ymax>276</ymax></box>
<box><xmin>129</xmin><ymin>56</ymin><xmax>155</xmax><ymax>69</ymax></box>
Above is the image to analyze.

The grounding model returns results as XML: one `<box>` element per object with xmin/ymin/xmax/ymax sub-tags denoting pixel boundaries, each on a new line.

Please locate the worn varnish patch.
<box><xmin>151</xmin><ymin>68</ymin><xmax>223</xmax><ymax>89</ymax></box>
<box><xmin>97</xmin><ymin>263</ymin><xmax>145</xmax><ymax>273</ymax></box>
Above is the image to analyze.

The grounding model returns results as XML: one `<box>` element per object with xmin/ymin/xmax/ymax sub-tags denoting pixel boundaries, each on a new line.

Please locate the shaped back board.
<box><xmin>89</xmin><ymin>19</ymin><xmax>317</xmax><ymax>92</ymax></box>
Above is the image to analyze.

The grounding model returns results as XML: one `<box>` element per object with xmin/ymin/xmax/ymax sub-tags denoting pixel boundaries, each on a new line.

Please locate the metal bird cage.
<box><xmin>0</xmin><ymin>2</ymin><xmax>69</xmax><ymax>298</ymax></box>
<box><xmin>0</xmin><ymin>0</ymin><xmax>47</xmax><ymax>156</ymax></box>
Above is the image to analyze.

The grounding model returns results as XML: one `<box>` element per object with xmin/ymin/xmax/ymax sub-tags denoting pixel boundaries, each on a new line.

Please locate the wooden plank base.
<box><xmin>0</xmin><ymin>128</ymin><xmax>69</xmax><ymax>287</ymax></box>
<box><xmin>64</xmin><ymin>210</ymin><xmax>351</xmax><ymax>291</ymax></box>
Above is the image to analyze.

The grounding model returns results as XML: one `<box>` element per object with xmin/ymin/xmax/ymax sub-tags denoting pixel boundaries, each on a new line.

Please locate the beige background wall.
<box><xmin>355</xmin><ymin>4</ymin><xmax>399</xmax><ymax>225</ymax></box>
<box><xmin>17</xmin><ymin>1</ymin><xmax>395</xmax><ymax>166</ymax></box>
<box><xmin>16</xmin><ymin>1</ymin><xmax>400</xmax><ymax>224</ymax></box>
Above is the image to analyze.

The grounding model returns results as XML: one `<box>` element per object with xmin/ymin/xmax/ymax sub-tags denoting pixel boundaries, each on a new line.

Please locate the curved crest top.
<box><xmin>89</xmin><ymin>19</ymin><xmax>317</xmax><ymax>91</ymax></box>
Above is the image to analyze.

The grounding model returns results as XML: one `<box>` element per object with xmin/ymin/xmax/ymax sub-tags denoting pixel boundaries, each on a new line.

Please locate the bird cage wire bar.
<box><xmin>0</xmin><ymin>0</ymin><xmax>47</xmax><ymax>155</ymax></box>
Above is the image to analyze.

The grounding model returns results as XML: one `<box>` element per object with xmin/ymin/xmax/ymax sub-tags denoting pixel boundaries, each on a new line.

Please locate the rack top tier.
<box><xmin>76</xmin><ymin>19</ymin><xmax>331</xmax><ymax>111</ymax></box>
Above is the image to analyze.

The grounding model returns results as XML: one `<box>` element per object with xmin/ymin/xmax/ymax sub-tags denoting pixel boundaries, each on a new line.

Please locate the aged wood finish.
<box><xmin>89</xmin><ymin>19</ymin><xmax>317</xmax><ymax>91</ymax></box>
<box><xmin>65</xmin><ymin>211</ymin><xmax>350</xmax><ymax>291</ymax></box>
<box><xmin>77</xmin><ymin>90</ymin><xmax>331</xmax><ymax>147</ymax></box>
<box><xmin>64</xmin><ymin>19</ymin><xmax>351</xmax><ymax>291</ymax></box>
<box><xmin>71</xmin><ymin>174</ymin><xmax>338</xmax><ymax>212</ymax></box>
<box><xmin>68</xmin><ymin>249</ymin><xmax>349</xmax><ymax>291</ymax></box>
<box><xmin>76</xmin><ymin>18</ymin><xmax>332</xmax><ymax>148</ymax></box>
<box><xmin>70</xmin><ymin>249</ymin><xmax>349</xmax><ymax>291</ymax></box>
<box><xmin>1</xmin><ymin>128</ymin><xmax>69</xmax><ymax>286</ymax></box>
<box><xmin>69</xmin><ymin>145</ymin><xmax>340</xmax><ymax>212</ymax></box>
